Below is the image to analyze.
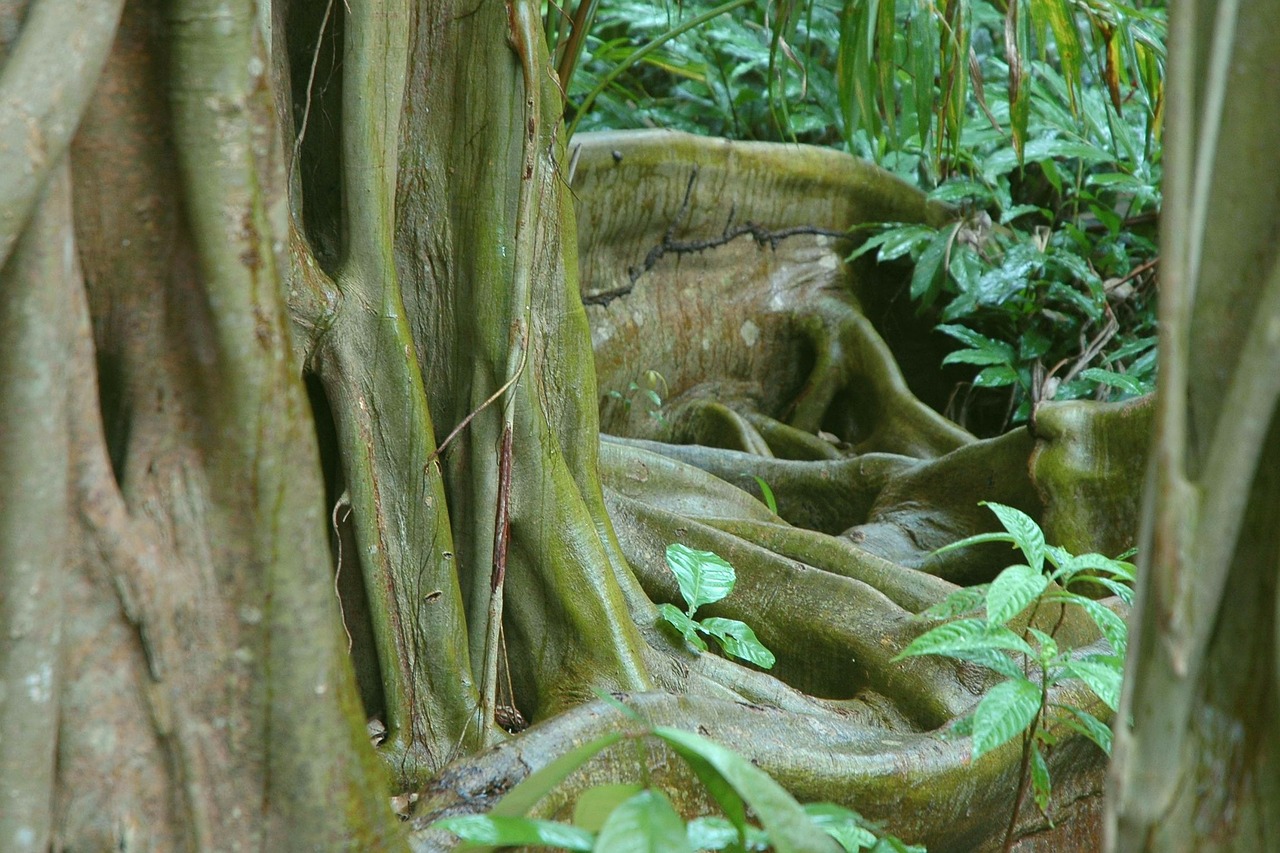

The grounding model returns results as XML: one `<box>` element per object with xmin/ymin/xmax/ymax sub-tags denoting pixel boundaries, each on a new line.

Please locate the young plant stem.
<box><xmin>1001</xmin><ymin>679</ymin><xmax>1048</xmax><ymax>853</ymax></box>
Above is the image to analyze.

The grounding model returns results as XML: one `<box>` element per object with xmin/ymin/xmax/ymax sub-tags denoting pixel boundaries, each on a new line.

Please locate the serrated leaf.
<box><xmin>949</xmin><ymin>647</ymin><xmax>1026</xmax><ymax>679</ymax></box>
<box><xmin>987</xmin><ymin>563</ymin><xmax>1049</xmax><ymax>625</ymax></box>
<box><xmin>895</xmin><ymin>618</ymin><xmax>1036</xmax><ymax>661</ymax></box>
<box><xmin>1072</xmin><ymin>597</ymin><xmax>1129</xmax><ymax>657</ymax></box>
<box><xmin>666</xmin><ymin>543</ymin><xmax>736</xmax><ymax>611</ymax></box>
<box><xmin>1060</xmin><ymin>705</ymin><xmax>1113</xmax><ymax>754</ymax></box>
<box><xmin>920</xmin><ymin>585</ymin><xmax>989</xmax><ymax>619</ymax></box>
<box><xmin>981</xmin><ymin>502</ymin><xmax>1046</xmax><ymax>572</ymax></box>
<box><xmin>654</xmin><ymin>728</ymin><xmax>840</xmax><ymax>853</ymax></box>
<box><xmin>431</xmin><ymin>815</ymin><xmax>595</xmax><ymax>851</ymax></box>
<box><xmin>574</xmin><ymin>783</ymin><xmax>644</xmax><ymax>832</ymax></box>
<box><xmin>594</xmin><ymin>789</ymin><xmax>693</xmax><ymax>853</ymax></box>
<box><xmin>1064</xmin><ymin>658</ymin><xmax>1122</xmax><ymax>711</ymax></box>
<box><xmin>698</xmin><ymin>617</ymin><xmax>776</xmax><ymax>669</ymax></box>
<box><xmin>972</xmin><ymin>678</ymin><xmax>1042</xmax><ymax>759</ymax></box>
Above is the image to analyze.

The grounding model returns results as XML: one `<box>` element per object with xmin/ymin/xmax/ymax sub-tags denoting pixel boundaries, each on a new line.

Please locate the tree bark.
<box><xmin>1106</xmin><ymin>0</ymin><xmax>1280</xmax><ymax>847</ymax></box>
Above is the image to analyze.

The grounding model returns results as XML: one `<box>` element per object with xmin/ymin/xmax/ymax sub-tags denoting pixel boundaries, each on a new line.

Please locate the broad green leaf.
<box><xmin>489</xmin><ymin>732</ymin><xmax>624</xmax><ymax>819</ymax></box>
<box><xmin>910</xmin><ymin>228</ymin><xmax>951</xmax><ymax>305</ymax></box>
<box><xmin>895</xmin><ymin>618</ymin><xmax>1035</xmax><ymax>661</ymax></box>
<box><xmin>1079</xmin><ymin>367</ymin><xmax>1149</xmax><ymax>397</ymax></box>
<box><xmin>974</xmin><ymin>364</ymin><xmax>1020</xmax><ymax>388</ymax></box>
<box><xmin>574</xmin><ymin>783</ymin><xmax>644</xmax><ymax>832</ymax></box>
<box><xmin>875</xmin><ymin>224</ymin><xmax>934</xmax><ymax>262</ymax></box>
<box><xmin>685</xmin><ymin>816</ymin><xmax>769</xmax><ymax>851</ymax></box>
<box><xmin>987</xmin><ymin>563</ymin><xmax>1049</xmax><ymax>625</ymax></box>
<box><xmin>942</xmin><ymin>347</ymin><xmax>1013</xmax><ymax>367</ymax></box>
<box><xmin>972</xmin><ymin>677</ymin><xmax>1041</xmax><ymax>759</ymax></box>
<box><xmin>666</xmin><ymin>543</ymin><xmax>736</xmax><ymax>611</ymax></box>
<box><xmin>803</xmin><ymin>802</ymin><xmax>877</xmax><ymax>851</ymax></box>
<box><xmin>655</xmin><ymin>727</ymin><xmax>840</xmax><ymax>853</ymax></box>
<box><xmin>936</xmin><ymin>324</ymin><xmax>1017</xmax><ymax>361</ymax></box>
<box><xmin>1064</xmin><ymin>658</ymin><xmax>1122</xmax><ymax>711</ymax></box>
<box><xmin>698</xmin><ymin>617</ymin><xmax>777</xmax><ymax>669</ymax></box>
<box><xmin>594</xmin><ymin>789</ymin><xmax>693</xmax><ymax>853</ymax></box>
<box><xmin>981</xmin><ymin>502</ymin><xmax>1046</xmax><ymax>572</ymax></box>
<box><xmin>431</xmin><ymin>815</ymin><xmax>594</xmax><ymax>851</ymax></box>
<box><xmin>659</xmin><ymin>603</ymin><xmax>708</xmax><ymax>651</ymax></box>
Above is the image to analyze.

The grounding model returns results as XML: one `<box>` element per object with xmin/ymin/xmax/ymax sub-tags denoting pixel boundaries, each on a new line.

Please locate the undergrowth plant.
<box><xmin>560</xmin><ymin>0</ymin><xmax>1165</xmax><ymax>433</ymax></box>
<box><xmin>659</xmin><ymin>543</ymin><xmax>776</xmax><ymax>670</ymax></box>
<box><xmin>895</xmin><ymin>502</ymin><xmax>1133</xmax><ymax>849</ymax></box>
<box><xmin>431</xmin><ymin>694</ymin><xmax>923</xmax><ymax>852</ymax></box>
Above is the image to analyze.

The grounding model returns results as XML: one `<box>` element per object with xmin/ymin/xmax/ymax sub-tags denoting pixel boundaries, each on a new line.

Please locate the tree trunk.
<box><xmin>1105</xmin><ymin>0</ymin><xmax>1280</xmax><ymax>847</ymax></box>
<box><xmin>0</xmin><ymin>0</ymin><xmax>1162</xmax><ymax>849</ymax></box>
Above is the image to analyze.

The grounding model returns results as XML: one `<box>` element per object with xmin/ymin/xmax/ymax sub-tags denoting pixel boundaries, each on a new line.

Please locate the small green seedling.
<box><xmin>658</xmin><ymin>543</ymin><xmax>775</xmax><ymax>670</ymax></box>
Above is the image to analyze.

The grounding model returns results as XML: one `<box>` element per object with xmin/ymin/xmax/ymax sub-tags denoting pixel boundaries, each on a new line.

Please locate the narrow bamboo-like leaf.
<box><xmin>594</xmin><ymin>789</ymin><xmax>693</xmax><ymax>853</ymax></box>
<box><xmin>655</xmin><ymin>727</ymin><xmax>840</xmax><ymax>853</ymax></box>
<box><xmin>875</xmin><ymin>224</ymin><xmax>934</xmax><ymax>261</ymax></box>
<box><xmin>574</xmin><ymin>783</ymin><xmax>644</xmax><ymax>832</ymax></box>
<box><xmin>1063</xmin><ymin>658</ymin><xmax>1121</xmax><ymax>711</ymax></box>
<box><xmin>698</xmin><ymin>617</ymin><xmax>776</xmax><ymax>669</ymax></box>
<box><xmin>752</xmin><ymin>475</ymin><xmax>778</xmax><ymax>515</ymax></box>
<box><xmin>909</xmin><ymin>8</ymin><xmax>935</xmax><ymax>150</ymax></box>
<box><xmin>431</xmin><ymin>815</ymin><xmax>595</xmax><ymax>851</ymax></box>
<box><xmin>987</xmin><ymin>563</ymin><xmax>1048</xmax><ymax>625</ymax></box>
<box><xmin>981</xmin><ymin>501</ymin><xmax>1045</xmax><ymax>572</ymax></box>
<box><xmin>972</xmin><ymin>677</ymin><xmax>1041</xmax><ymax>759</ymax></box>
<box><xmin>666</xmin><ymin>543</ymin><xmax>736</xmax><ymax>610</ymax></box>
<box><xmin>875</xmin><ymin>0</ymin><xmax>897</xmax><ymax>140</ymax></box>
<box><xmin>1031</xmin><ymin>0</ymin><xmax>1082</xmax><ymax>114</ymax></box>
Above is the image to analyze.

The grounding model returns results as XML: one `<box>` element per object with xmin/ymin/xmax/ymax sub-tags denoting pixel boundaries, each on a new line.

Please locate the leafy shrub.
<box><xmin>895</xmin><ymin>502</ymin><xmax>1132</xmax><ymax>828</ymax></box>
